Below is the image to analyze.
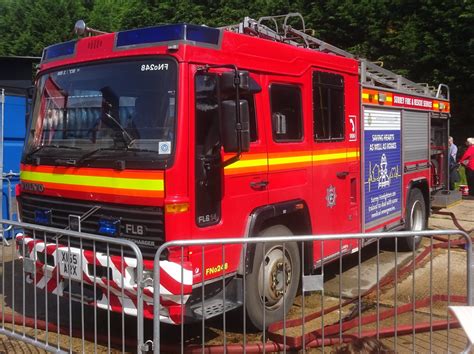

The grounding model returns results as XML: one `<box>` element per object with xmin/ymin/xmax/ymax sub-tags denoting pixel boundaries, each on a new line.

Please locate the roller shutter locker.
<box><xmin>403</xmin><ymin>110</ymin><xmax>429</xmax><ymax>164</ymax></box>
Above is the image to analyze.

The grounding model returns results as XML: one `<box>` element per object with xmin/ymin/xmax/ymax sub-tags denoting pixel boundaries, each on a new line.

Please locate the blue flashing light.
<box><xmin>42</xmin><ymin>40</ymin><xmax>76</xmax><ymax>61</ymax></box>
<box><xmin>117</xmin><ymin>24</ymin><xmax>183</xmax><ymax>47</ymax></box>
<box><xmin>116</xmin><ymin>24</ymin><xmax>220</xmax><ymax>48</ymax></box>
<box><xmin>98</xmin><ymin>219</ymin><xmax>120</xmax><ymax>237</ymax></box>
<box><xmin>186</xmin><ymin>24</ymin><xmax>220</xmax><ymax>44</ymax></box>
<box><xmin>34</xmin><ymin>209</ymin><xmax>52</xmax><ymax>225</ymax></box>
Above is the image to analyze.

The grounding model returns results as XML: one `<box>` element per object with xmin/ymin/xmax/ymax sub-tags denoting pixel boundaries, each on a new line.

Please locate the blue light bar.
<box><xmin>98</xmin><ymin>219</ymin><xmax>120</xmax><ymax>237</ymax></box>
<box><xmin>34</xmin><ymin>209</ymin><xmax>52</xmax><ymax>225</ymax></box>
<box><xmin>116</xmin><ymin>24</ymin><xmax>221</xmax><ymax>49</ymax></box>
<box><xmin>42</xmin><ymin>40</ymin><xmax>76</xmax><ymax>61</ymax></box>
<box><xmin>186</xmin><ymin>25</ymin><xmax>220</xmax><ymax>44</ymax></box>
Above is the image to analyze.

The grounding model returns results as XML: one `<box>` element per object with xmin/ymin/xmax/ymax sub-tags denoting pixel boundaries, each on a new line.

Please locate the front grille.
<box><xmin>19</xmin><ymin>194</ymin><xmax>164</xmax><ymax>259</ymax></box>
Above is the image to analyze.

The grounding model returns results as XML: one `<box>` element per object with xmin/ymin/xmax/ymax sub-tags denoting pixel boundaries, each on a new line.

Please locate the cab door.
<box><xmin>192</xmin><ymin>69</ymin><xmax>268</xmax><ymax>236</ymax></box>
<box><xmin>190</xmin><ymin>67</ymin><xmax>268</xmax><ymax>281</ymax></box>
<box><xmin>311</xmin><ymin>70</ymin><xmax>360</xmax><ymax>260</ymax></box>
<box><xmin>220</xmin><ymin>72</ymin><xmax>269</xmax><ymax>234</ymax></box>
<box><xmin>264</xmin><ymin>77</ymin><xmax>313</xmax><ymax>208</ymax></box>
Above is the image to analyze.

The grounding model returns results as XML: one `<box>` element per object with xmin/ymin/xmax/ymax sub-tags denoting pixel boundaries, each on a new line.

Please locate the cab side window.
<box><xmin>243</xmin><ymin>93</ymin><xmax>258</xmax><ymax>142</ymax></box>
<box><xmin>195</xmin><ymin>73</ymin><xmax>221</xmax><ymax>227</ymax></box>
<box><xmin>313</xmin><ymin>71</ymin><xmax>345</xmax><ymax>141</ymax></box>
<box><xmin>270</xmin><ymin>84</ymin><xmax>303</xmax><ymax>142</ymax></box>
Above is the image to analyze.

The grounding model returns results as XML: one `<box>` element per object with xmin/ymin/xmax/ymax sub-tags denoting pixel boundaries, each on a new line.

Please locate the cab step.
<box><xmin>193</xmin><ymin>299</ymin><xmax>242</xmax><ymax>319</ymax></box>
<box><xmin>431</xmin><ymin>190</ymin><xmax>462</xmax><ymax>208</ymax></box>
<box><xmin>191</xmin><ymin>277</ymin><xmax>243</xmax><ymax>320</ymax></box>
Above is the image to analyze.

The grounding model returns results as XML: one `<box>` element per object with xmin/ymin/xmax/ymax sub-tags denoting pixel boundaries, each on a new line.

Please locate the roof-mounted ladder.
<box><xmin>221</xmin><ymin>13</ymin><xmax>449</xmax><ymax>100</ymax></box>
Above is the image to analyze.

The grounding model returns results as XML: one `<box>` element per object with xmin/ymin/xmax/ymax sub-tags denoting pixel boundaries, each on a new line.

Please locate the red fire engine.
<box><xmin>16</xmin><ymin>14</ymin><xmax>451</xmax><ymax>329</ymax></box>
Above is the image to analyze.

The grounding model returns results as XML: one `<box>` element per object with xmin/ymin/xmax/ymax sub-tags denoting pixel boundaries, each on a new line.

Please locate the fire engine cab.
<box><xmin>16</xmin><ymin>14</ymin><xmax>452</xmax><ymax>328</ymax></box>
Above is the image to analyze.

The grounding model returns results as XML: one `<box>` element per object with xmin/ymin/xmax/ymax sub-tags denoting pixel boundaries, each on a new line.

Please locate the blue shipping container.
<box><xmin>3</xmin><ymin>94</ymin><xmax>26</xmax><ymax>230</ymax></box>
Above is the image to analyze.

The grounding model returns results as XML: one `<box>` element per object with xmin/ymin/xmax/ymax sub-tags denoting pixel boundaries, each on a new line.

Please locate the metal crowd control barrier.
<box><xmin>153</xmin><ymin>230</ymin><xmax>472</xmax><ymax>353</ymax></box>
<box><xmin>1</xmin><ymin>172</ymin><xmax>20</xmax><ymax>244</ymax></box>
<box><xmin>0</xmin><ymin>89</ymin><xmax>4</xmax><ymax>226</ymax></box>
<box><xmin>0</xmin><ymin>219</ymin><xmax>145</xmax><ymax>353</ymax></box>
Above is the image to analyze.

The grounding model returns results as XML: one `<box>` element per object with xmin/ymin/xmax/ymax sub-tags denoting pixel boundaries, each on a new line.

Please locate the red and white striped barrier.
<box><xmin>16</xmin><ymin>234</ymin><xmax>193</xmax><ymax>324</ymax></box>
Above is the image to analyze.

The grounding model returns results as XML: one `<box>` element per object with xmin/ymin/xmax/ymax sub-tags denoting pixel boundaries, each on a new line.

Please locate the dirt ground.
<box><xmin>0</xmin><ymin>199</ymin><xmax>473</xmax><ymax>352</ymax></box>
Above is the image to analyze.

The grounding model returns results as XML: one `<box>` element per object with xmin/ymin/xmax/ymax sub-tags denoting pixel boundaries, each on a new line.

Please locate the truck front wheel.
<box><xmin>245</xmin><ymin>225</ymin><xmax>300</xmax><ymax>330</ymax></box>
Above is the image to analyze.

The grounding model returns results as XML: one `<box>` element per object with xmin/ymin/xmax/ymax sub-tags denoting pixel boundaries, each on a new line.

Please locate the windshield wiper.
<box><xmin>25</xmin><ymin>144</ymin><xmax>81</xmax><ymax>162</ymax></box>
<box><xmin>75</xmin><ymin>146</ymin><xmax>158</xmax><ymax>166</ymax></box>
<box><xmin>102</xmin><ymin>112</ymin><xmax>135</xmax><ymax>148</ymax></box>
<box><xmin>75</xmin><ymin>147</ymin><xmax>119</xmax><ymax>165</ymax></box>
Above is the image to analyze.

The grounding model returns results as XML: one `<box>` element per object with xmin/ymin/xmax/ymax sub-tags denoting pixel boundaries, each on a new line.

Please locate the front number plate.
<box><xmin>59</xmin><ymin>250</ymin><xmax>82</xmax><ymax>281</ymax></box>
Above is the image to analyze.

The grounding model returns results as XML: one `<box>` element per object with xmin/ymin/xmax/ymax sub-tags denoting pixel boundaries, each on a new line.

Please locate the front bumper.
<box><xmin>16</xmin><ymin>233</ymin><xmax>193</xmax><ymax>324</ymax></box>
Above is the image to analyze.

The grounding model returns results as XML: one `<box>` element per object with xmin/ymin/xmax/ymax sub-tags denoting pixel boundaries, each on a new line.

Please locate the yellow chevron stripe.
<box><xmin>269</xmin><ymin>155</ymin><xmax>312</xmax><ymax>166</ymax></box>
<box><xmin>224</xmin><ymin>157</ymin><xmax>268</xmax><ymax>170</ymax></box>
<box><xmin>346</xmin><ymin>151</ymin><xmax>360</xmax><ymax>158</ymax></box>
<box><xmin>313</xmin><ymin>152</ymin><xmax>344</xmax><ymax>161</ymax></box>
<box><xmin>224</xmin><ymin>150</ymin><xmax>359</xmax><ymax>170</ymax></box>
<box><xmin>20</xmin><ymin>171</ymin><xmax>164</xmax><ymax>191</ymax></box>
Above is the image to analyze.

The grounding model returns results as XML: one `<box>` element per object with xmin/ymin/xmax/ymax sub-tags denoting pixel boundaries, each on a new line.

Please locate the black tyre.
<box><xmin>400</xmin><ymin>188</ymin><xmax>426</xmax><ymax>251</ymax></box>
<box><xmin>245</xmin><ymin>225</ymin><xmax>300</xmax><ymax>330</ymax></box>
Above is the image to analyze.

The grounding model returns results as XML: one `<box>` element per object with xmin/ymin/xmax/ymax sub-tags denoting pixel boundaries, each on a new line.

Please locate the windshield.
<box><xmin>24</xmin><ymin>58</ymin><xmax>177</xmax><ymax>166</ymax></box>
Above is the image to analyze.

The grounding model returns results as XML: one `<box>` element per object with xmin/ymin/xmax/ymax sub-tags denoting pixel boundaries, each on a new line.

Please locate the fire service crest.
<box><xmin>326</xmin><ymin>185</ymin><xmax>337</xmax><ymax>208</ymax></box>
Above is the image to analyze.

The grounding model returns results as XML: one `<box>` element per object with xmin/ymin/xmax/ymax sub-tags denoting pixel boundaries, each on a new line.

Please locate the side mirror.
<box><xmin>221</xmin><ymin>71</ymin><xmax>249</xmax><ymax>94</ymax></box>
<box><xmin>25</xmin><ymin>86</ymin><xmax>35</xmax><ymax>128</ymax></box>
<box><xmin>221</xmin><ymin>100</ymin><xmax>250</xmax><ymax>153</ymax></box>
<box><xmin>220</xmin><ymin>71</ymin><xmax>261</xmax><ymax>95</ymax></box>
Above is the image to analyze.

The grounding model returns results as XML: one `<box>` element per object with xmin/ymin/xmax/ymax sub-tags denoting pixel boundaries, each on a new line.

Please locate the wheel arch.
<box><xmin>239</xmin><ymin>199</ymin><xmax>313</xmax><ymax>276</ymax></box>
<box><xmin>406</xmin><ymin>178</ymin><xmax>430</xmax><ymax>222</ymax></box>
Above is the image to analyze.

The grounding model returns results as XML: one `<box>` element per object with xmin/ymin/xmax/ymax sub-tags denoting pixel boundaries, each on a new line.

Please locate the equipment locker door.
<box><xmin>363</xmin><ymin>108</ymin><xmax>402</xmax><ymax>231</ymax></box>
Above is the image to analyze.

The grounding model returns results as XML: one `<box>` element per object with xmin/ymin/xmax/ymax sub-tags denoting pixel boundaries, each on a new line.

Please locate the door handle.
<box><xmin>250</xmin><ymin>180</ymin><xmax>269</xmax><ymax>190</ymax></box>
<box><xmin>337</xmin><ymin>171</ymin><xmax>350</xmax><ymax>179</ymax></box>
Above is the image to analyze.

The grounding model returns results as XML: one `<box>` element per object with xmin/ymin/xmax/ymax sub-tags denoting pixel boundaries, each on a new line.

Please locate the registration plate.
<box><xmin>59</xmin><ymin>250</ymin><xmax>82</xmax><ymax>281</ymax></box>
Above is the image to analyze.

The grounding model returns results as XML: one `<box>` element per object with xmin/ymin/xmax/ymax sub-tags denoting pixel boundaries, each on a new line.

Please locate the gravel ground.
<box><xmin>0</xmin><ymin>199</ymin><xmax>472</xmax><ymax>352</ymax></box>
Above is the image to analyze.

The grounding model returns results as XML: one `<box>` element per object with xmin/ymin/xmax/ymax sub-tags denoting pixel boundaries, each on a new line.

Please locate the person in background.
<box><xmin>449</xmin><ymin>153</ymin><xmax>460</xmax><ymax>190</ymax></box>
<box><xmin>459</xmin><ymin>137</ymin><xmax>474</xmax><ymax>196</ymax></box>
<box><xmin>449</xmin><ymin>136</ymin><xmax>457</xmax><ymax>161</ymax></box>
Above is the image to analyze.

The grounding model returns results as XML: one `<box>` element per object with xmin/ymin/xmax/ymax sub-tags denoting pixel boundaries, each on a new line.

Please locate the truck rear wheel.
<box><xmin>400</xmin><ymin>188</ymin><xmax>426</xmax><ymax>251</ymax></box>
<box><xmin>245</xmin><ymin>225</ymin><xmax>300</xmax><ymax>330</ymax></box>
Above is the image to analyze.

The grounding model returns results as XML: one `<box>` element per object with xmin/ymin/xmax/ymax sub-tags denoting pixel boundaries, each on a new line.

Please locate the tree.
<box><xmin>0</xmin><ymin>0</ymin><xmax>471</xmax><ymax>138</ymax></box>
<box><xmin>0</xmin><ymin>0</ymin><xmax>86</xmax><ymax>57</ymax></box>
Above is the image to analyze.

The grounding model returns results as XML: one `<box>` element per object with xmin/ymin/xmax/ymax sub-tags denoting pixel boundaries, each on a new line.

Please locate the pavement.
<box><xmin>429</xmin><ymin>197</ymin><xmax>474</xmax><ymax>233</ymax></box>
<box><xmin>325</xmin><ymin>197</ymin><xmax>474</xmax><ymax>299</ymax></box>
<box><xmin>324</xmin><ymin>246</ymin><xmax>414</xmax><ymax>298</ymax></box>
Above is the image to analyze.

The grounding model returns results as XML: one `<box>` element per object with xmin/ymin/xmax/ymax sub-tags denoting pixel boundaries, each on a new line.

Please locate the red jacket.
<box><xmin>459</xmin><ymin>145</ymin><xmax>474</xmax><ymax>170</ymax></box>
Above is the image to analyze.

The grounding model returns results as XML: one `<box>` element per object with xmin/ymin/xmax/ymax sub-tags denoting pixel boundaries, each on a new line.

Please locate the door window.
<box><xmin>313</xmin><ymin>71</ymin><xmax>345</xmax><ymax>141</ymax></box>
<box><xmin>270</xmin><ymin>84</ymin><xmax>303</xmax><ymax>142</ymax></box>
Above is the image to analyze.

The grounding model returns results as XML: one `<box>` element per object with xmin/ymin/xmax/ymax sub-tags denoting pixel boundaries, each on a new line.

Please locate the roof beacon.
<box><xmin>74</xmin><ymin>20</ymin><xmax>107</xmax><ymax>37</ymax></box>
